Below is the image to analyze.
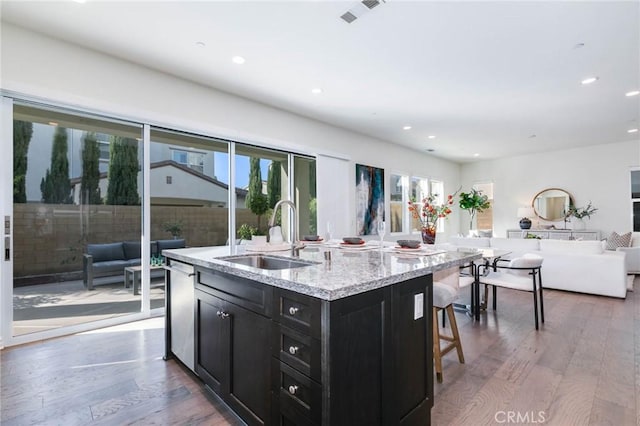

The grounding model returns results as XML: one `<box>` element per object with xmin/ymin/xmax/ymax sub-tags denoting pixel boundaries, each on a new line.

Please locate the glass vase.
<box><xmin>421</xmin><ymin>225</ymin><xmax>437</xmax><ymax>245</ymax></box>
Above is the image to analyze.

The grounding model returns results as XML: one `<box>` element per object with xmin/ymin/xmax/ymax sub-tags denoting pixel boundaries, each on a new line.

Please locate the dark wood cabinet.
<box><xmin>195</xmin><ymin>270</ymin><xmax>273</xmax><ymax>426</ymax></box>
<box><xmin>192</xmin><ymin>267</ymin><xmax>433</xmax><ymax>426</ymax></box>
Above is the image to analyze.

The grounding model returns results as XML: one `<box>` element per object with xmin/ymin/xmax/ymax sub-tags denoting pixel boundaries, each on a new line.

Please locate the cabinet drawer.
<box><xmin>272</xmin><ymin>359</ymin><xmax>321</xmax><ymax>425</ymax></box>
<box><xmin>196</xmin><ymin>268</ymin><xmax>272</xmax><ymax>317</ymax></box>
<box><xmin>271</xmin><ymin>392</ymin><xmax>316</xmax><ymax>426</ymax></box>
<box><xmin>274</xmin><ymin>288</ymin><xmax>321</xmax><ymax>338</ymax></box>
<box><xmin>273</xmin><ymin>324</ymin><xmax>321</xmax><ymax>382</ymax></box>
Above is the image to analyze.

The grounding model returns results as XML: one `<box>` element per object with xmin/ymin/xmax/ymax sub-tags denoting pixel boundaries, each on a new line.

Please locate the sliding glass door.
<box><xmin>12</xmin><ymin>102</ymin><xmax>144</xmax><ymax>336</ymax></box>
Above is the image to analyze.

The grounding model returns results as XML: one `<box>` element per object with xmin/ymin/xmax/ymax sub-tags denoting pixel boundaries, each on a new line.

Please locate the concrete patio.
<box><xmin>12</xmin><ymin>276</ymin><xmax>165</xmax><ymax>336</ymax></box>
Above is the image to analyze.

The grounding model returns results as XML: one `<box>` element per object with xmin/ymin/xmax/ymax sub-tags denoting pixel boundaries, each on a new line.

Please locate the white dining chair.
<box><xmin>478</xmin><ymin>253</ymin><xmax>544</xmax><ymax>330</ymax></box>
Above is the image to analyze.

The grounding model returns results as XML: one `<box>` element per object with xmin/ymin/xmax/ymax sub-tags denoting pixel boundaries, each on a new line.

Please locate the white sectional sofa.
<box><xmin>616</xmin><ymin>232</ymin><xmax>640</xmax><ymax>274</ymax></box>
<box><xmin>446</xmin><ymin>236</ymin><xmax>628</xmax><ymax>299</ymax></box>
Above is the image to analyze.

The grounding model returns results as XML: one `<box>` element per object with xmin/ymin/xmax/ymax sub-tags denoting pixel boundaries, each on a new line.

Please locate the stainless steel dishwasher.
<box><xmin>164</xmin><ymin>259</ymin><xmax>195</xmax><ymax>371</ymax></box>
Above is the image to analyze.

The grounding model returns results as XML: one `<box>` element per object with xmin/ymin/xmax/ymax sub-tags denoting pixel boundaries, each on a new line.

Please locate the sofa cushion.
<box><xmin>92</xmin><ymin>259</ymin><xmax>130</xmax><ymax>273</ymax></box>
<box><xmin>449</xmin><ymin>236</ymin><xmax>491</xmax><ymax>248</ymax></box>
<box><xmin>157</xmin><ymin>238</ymin><xmax>186</xmax><ymax>253</ymax></box>
<box><xmin>490</xmin><ymin>237</ymin><xmax>540</xmax><ymax>252</ymax></box>
<box><xmin>539</xmin><ymin>239</ymin><xmax>604</xmax><ymax>255</ymax></box>
<box><xmin>123</xmin><ymin>241</ymin><xmax>142</xmax><ymax>260</ymax></box>
<box><xmin>605</xmin><ymin>231</ymin><xmax>632</xmax><ymax>250</ymax></box>
<box><xmin>631</xmin><ymin>232</ymin><xmax>640</xmax><ymax>247</ymax></box>
<box><xmin>87</xmin><ymin>243</ymin><xmax>125</xmax><ymax>262</ymax></box>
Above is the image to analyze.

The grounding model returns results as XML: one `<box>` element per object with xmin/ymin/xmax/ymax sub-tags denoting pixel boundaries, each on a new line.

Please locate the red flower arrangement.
<box><xmin>407</xmin><ymin>190</ymin><xmax>459</xmax><ymax>243</ymax></box>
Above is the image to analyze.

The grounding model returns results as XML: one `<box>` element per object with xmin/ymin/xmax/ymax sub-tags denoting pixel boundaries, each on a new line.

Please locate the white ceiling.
<box><xmin>2</xmin><ymin>1</ymin><xmax>639</xmax><ymax>163</ymax></box>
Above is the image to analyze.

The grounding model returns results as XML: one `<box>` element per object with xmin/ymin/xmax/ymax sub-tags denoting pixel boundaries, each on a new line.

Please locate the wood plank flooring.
<box><xmin>2</xmin><ymin>278</ymin><xmax>639</xmax><ymax>425</ymax></box>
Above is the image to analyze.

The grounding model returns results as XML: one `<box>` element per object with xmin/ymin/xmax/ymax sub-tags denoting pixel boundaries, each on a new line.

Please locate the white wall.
<box><xmin>461</xmin><ymin>140</ymin><xmax>640</xmax><ymax>238</ymax></box>
<box><xmin>1</xmin><ymin>23</ymin><xmax>462</xmax><ymax>239</ymax></box>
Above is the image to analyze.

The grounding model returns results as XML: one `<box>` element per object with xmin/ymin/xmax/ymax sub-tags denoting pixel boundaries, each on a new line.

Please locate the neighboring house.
<box><xmin>70</xmin><ymin>160</ymin><xmax>248</xmax><ymax>207</ymax></box>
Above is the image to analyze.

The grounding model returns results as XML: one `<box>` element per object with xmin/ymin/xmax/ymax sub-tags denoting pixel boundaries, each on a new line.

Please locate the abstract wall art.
<box><xmin>355</xmin><ymin>163</ymin><xmax>385</xmax><ymax>235</ymax></box>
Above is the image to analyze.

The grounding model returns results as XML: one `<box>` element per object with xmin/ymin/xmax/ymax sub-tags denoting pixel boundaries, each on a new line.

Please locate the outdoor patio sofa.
<box><xmin>83</xmin><ymin>239</ymin><xmax>186</xmax><ymax>290</ymax></box>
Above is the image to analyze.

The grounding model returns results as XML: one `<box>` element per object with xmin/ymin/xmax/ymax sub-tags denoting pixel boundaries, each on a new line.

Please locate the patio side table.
<box><xmin>124</xmin><ymin>265</ymin><xmax>164</xmax><ymax>295</ymax></box>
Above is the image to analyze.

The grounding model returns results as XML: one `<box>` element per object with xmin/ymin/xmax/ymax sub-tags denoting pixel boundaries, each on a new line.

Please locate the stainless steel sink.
<box><xmin>220</xmin><ymin>254</ymin><xmax>318</xmax><ymax>270</ymax></box>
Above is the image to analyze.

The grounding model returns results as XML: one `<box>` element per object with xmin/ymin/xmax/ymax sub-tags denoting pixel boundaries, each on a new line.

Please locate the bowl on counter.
<box><xmin>342</xmin><ymin>237</ymin><xmax>364</xmax><ymax>245</ymax></box>
<box><xmin>303</xmin><ymin>235</ymin><xmax>321</xmax><ymax>241</ymax></box>
<box><xmin>396</xmin><ymin>239</ymin><xmax>421</xmax><ymax>249</ymax></box>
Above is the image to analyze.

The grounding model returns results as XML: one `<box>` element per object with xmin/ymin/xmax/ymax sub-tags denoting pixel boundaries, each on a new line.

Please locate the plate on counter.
<box><xmin>339</xmin><ymin>242</ymin><xmax>371</xmax><ymax>250</ymax></box>
<box><xmin>392</xmin><ymin>246</ymin><xmax>423</xmax><ymax>252</ymax></box>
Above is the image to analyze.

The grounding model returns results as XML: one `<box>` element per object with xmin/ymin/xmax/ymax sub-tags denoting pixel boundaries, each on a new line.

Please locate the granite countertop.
<box><xmin>163</xmin><ymin>243</ymin><xmax>482</xmax><ymax>301</ymax></box>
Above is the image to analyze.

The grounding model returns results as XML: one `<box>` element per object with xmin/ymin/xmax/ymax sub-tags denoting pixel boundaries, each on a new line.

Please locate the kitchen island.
<box><xmin>163</xmin><ymin>244</ymin><xmax>480</xmax><ymax>426</ymax></box>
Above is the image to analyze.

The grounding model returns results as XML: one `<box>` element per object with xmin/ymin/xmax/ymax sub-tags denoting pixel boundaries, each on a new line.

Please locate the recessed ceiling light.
<box><xmin>427</xmin><ymin>135</ymin><xmax>436</xmax><ymax>139</ymax></box>
<box><xmin>528</xmin><ymin>134</ymin><xmax>537</xmax><ymax>139</ymax></box>
<box><xmin>573</xmin><ymin>43</ymin><xmax>585</xmax><ymax>49</ymax></box>
<box><xmin>473</xmin><ymin>153</ymin><xmax>480</xmax><ymax>157</ymax></box>
<box><xmin>195</xmin><ymin>41</ymin><xmax>206</xmax><ymax>48</ymax></box>
<box><xmin>426</xmin><ymin>148</ymin><xmax>435</xmax><ymax>152</ymax></box>
<box><xmin>232</xmin><ymin>56</ymin><xmax>246</xmax><ymax>65</ymax></box>
<box><xmin>628</xmin><ymin>128</ymin><xmax>639</xmax><ymax>134</ymax></box>
<box><xmin>581</xmin><ymin>76</ymin><xmax>599</xmax><ymax>85</ymax></box>
<box><xmin>48</xmin><ymin>121</ymin><xmax>58</xmax><ymax>126</ymax></box>
<box><xmin>311</xmin><ymin>88</ymin><xmax>323</xmax><ymax>95</ymax></box>
<box><xmin>626</xmin><ymin>90</ymin><xmax>640</xmax><ymax>97</ymax></box>
<box><xmin>73</xmin><ymin>0</ymin><xmax>86</xmax><ymax>3</ymax></box>
<box><xmin>403</xmin><ymin>126</ymin><xmax>412</xmax><ymax>130</ymax></box>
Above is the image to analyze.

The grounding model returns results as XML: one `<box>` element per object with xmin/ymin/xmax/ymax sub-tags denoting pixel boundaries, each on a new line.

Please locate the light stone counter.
<box><xmin>163</xmin><ymin>244</ymin><xmax>481</xmax><ymax>301</ymax></box>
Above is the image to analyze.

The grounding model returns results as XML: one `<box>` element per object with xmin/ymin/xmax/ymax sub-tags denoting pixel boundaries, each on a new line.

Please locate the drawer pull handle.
<box><xmin>216</xmin><ymin>311</ymin><xmax>229</xmax><ymax>319</ymax></box>
<box><xmin>288</xmin><ymin>385</ymin><xmax>298</xmax><ymax>395</ymax></box>
<box><xmin>288</xmin><ymin>346</ymin><xmax>299</xmax><ymax>355</ymax></box>
<box><xmin>288</xmin><ymin>306</ymin><xmax>299</xmax><ymax>316</ymax></box>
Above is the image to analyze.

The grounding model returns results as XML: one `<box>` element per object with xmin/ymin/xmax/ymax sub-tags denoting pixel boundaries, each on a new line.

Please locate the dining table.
<box><xmin>455</xmin><ymin>247</ymin><xmax>512</xmax><ymax>321</ymax></box>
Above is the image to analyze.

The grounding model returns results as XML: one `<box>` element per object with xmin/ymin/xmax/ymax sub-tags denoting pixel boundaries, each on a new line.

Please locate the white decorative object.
<box><xmin>506</xmin><ymin>229</ymin><xmax>600</xmax><ymax>241</ymax></box>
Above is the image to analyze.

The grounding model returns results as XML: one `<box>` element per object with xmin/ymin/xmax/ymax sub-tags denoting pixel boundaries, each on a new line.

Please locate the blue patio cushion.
<box><xmin>87</xmin><ymin>243</ymin><xmax>125</xmax><ymax>263</ymax></box>
<box><xmin>92</xmin><ymin>259</ymin><xmax>132</xmax><ymax>274</ymax></box>
<box><xmin>123</xmin><ymin>241</ymin><xmax>141</xmax><ymax>260</ymax></box>
<box><xmin>157</xmin><ymin>239</ymin><xmax>186</xmax><ymax>253</ymax></box>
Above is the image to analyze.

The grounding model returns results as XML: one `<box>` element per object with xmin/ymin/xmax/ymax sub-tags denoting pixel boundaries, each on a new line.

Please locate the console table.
<box><xmin>507</xmin><ymin>229</ymin><xmax>600</xmax><ymax>241</ymax></box>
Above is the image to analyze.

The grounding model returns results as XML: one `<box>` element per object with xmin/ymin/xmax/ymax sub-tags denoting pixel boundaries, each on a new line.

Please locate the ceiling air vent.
<box><xmin>362</xmin><ymin>0</ymin><xmax>380</xmax><ymax>10</ymax></box>
<box><xmin>340</xmin><ymin>11</ymin><xmax>358</xmax><ymax>24</ymax></box>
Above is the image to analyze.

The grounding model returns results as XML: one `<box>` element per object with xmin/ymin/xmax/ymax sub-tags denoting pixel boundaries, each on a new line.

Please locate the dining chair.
<box><xmin>478</xmin><ymin>253</ymin><xmax>544</xmax><ymax>330</ymax></box>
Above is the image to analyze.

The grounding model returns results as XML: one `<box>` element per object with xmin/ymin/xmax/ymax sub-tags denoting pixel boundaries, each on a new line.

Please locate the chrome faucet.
<box><xmin>268</xmin><ymin>200</ymin><xmax>299</xmax><ymax>256</ymax></box>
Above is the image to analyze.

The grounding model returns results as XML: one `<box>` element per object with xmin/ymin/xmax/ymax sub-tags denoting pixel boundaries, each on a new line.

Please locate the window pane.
<box><xmin>634</xmin><ymin>202</ymin><xmax>640</xmax><ymax>232</ymax></box>
<box><xmin>474</xmin><ymin>182</ymin><xmax>494</xmax><ymax>232</ymax></box>
<box><xmin>235</xmin><ymin>145</ymin><xmax>289</xmax><ymax>242</ymax></box>
<box><xmin>632</xmin><ymin>171</ymin><xmax>640</xmax><ymax>199</ymax></box>
<box><xmin>294</xmin><ymin>156</ymin><xmax>317</xmax><ymax>236</ymax></box>
<box><xmin>150</xmin><ymin>128</ymin><xmax>229</xmax><ymax>252</ymax></box>
<box><xmin>390</xmin><ymin>174</ymin><xmax>406</xmax><ymax>233</ymax></box>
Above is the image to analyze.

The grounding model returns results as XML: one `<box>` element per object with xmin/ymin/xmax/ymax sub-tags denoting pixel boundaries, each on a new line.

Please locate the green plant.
<box><xmin>163</xmin><ymin>221</ymin><xmax>183</xmax><ymax>238</ymax></box>
<box><xmin>459</xmin><ymin>189</ymin><xmax>491</xmax><ymax>231</ymax></box>
<box><xmin>525</xmin><ymin>233</ymin><xmax>542</xmax><ymax>239</ymax></box>
<box><xmin>237</xmin><ymin>223</ymin><xmax>258</xmax><ymax>240</ymax></box>
<box><xmin>568</xmin><ymin>201</ymin><xmax>598</xmax><ymax>219</ymax></box>
<box><xmin>40</xmin><ymin>126</ymin><xmax>72</xmax><ymax>204</ymax></box>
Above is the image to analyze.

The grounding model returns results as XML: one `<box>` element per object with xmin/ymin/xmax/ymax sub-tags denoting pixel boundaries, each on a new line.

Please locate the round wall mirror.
<box><xmin>532</xmin><ymin>188</ymin><xmax>573</xmax><ymax>221</ymax></box>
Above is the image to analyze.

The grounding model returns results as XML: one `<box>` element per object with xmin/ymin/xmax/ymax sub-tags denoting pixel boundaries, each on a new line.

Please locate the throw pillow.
<box><xmin>605</xmin><ymin>231</ymin><xmax>632</xmax><ymax>250</ymax></box>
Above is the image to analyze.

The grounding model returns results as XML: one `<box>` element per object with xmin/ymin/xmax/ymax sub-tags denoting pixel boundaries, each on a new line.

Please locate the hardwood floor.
<box><xmin>1</xmin><ymin>279</ymin><xmax>638</xmax><ymax>425</ymax></box>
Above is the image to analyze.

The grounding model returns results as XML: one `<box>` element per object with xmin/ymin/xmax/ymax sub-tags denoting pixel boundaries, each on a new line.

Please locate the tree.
<box><xmin>267</xmin><ymin>161</ymin><xmax>281</xmax><ymax>208</ymax></box>
<box><xmin>106</xmin><ymin>136</ymin><xmax>139</xmax><ymax>205</ymax></box>
<box><xmin>40</xmin><ymin>126</ymin><xmax>72</xmax><ymax>204</ymax></box>
<box><xmin>13</xmin><ymin>120</ymin><xmax>33</xmax><ymax>203</ymax></box>
<box><xmin>80</xmin><ymin>132</ymin><xmax>102</xmax><ymax>204</ymax></box>
<box><xmin>245</xmin><ymin>157</ymin><xmax>268</xmax><ymax>230</ymax></box>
